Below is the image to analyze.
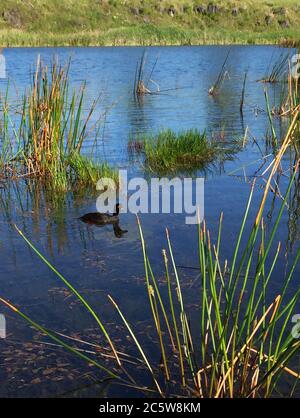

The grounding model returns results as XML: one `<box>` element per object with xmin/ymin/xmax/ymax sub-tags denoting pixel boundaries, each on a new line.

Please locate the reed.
<box><xmin>240</xmin><ymin>70</ymin><xmax>248</xmax><ymax>114</ymax></box>
<box><xmin>267</xmin><ymin>60</ymin><xmax>300</xmax><ymax>158</ymax></box>
<box><xmin>273</xmin><ymin>65</ymin><xmax>300</xmax><ymax>118</ymax></box>
<box><xmin>0</xmin><ymin>57</ymin><xmax>117</xmax><ymax>191</ymax></box>
<box><xmin>258</xmin><ymin>51</ymin><xmax>290</xmax><ymax>83</ymax></box>
<box><xmin>135</xmin><ymin>164</ymin><xmax>300</xmax><ymax>397</ymax></box>
<box><xmin>208</xmin><ymin>50</ymin><xmax>230</xmax><ymax>96</ymax></box>
<box><xmin>134</xmin><ymin>50</ymin><xmax>160</xmax><ymax>97</ymax></box>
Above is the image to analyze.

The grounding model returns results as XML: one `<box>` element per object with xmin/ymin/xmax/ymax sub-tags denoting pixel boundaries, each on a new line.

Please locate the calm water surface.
<box><xmin>0</xmin><ymin>46</ymin><xmax>299</xmax><ymax>397</ymax></box>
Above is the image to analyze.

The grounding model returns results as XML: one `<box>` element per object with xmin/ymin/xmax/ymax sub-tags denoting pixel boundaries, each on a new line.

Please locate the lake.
<box><xmin>0</xmin><ymin>45</ymin><xmax>299</xmax><ymax>397</ymax></box>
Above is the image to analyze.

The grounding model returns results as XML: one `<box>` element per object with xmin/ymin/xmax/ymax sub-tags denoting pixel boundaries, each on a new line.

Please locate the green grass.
<box><xmin>0</xmin><ymin>58</ymin><xmax>117</xmax><ymax>191</ymax></box>
<box><xmin>131</xmin><ymin>129</ymin><xmax>239</xmax><ymax>174</ymax></box>
<box><xmin>0</xmin><ymin>1</ymin><xmax>299</xmax><ymax>46</ymax></box>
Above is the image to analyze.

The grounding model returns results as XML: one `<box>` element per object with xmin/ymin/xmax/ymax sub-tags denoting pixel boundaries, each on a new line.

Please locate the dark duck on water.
<box><xmin>80</xmin><ymin>203</ymin><xmax>121</xmax><ymax>225</ymax></box>
<box><xmin>79</xmin><ymin>203</ymin><xmax>128</xmax><ymax>238</ymax></box>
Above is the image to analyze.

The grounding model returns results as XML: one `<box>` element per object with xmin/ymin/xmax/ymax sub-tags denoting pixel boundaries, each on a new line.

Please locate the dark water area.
<box><xmin>0</xmin><ymin>46</ymin><xmax>299</xmax><ymax>397</ymax></box>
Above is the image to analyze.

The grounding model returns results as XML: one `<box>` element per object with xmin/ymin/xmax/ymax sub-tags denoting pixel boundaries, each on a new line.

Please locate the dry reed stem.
<box><xmin>215</xmin><ymin>295</ymin><xmax>281</xmax><ymax>398</ymax></box>
<box><xmin>249</xmin><ymin>347</ymin><xmax>300</xmax><ymax>380</ymax></box>
<box><xmin>255</xmin><ymin>111</ymin><xmax>299</xmax><ymax>226</ymax></box>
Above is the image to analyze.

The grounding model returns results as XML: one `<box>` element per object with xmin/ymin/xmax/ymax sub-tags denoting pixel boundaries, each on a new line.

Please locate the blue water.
<box><xmin>0</xmin><ymin>46</ymin><xmax>299</xmax><ymax>397</ymax></box>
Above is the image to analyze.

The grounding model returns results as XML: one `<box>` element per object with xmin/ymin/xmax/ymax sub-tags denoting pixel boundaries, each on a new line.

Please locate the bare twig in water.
<box><xmin>240</xmin><ymin>70</ymin><xmax>248</xmax><ymax>114</ymax></box>
<box><xmin>209</xmin><ymin>49</ymin><xmax>230</xmax><ymax>96</ymax></box>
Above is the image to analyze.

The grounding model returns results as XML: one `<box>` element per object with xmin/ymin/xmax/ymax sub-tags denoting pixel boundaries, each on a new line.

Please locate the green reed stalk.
<box><xmin>166</xmin><ymin>228</ymin><xmax>196</xmax><ymax>383</ymax></box>
<box><xmin>14</xmin><ymin>224</ymin><xmax>121</xmax><ymax>365</ymax></box>
<box><xmin>162</xmin><ymin>249</ymin><xmax>185</xmax><ymax>385</ymax></box>
<box><xmin>147</xmin><ymin>258</ymin><xmax>176</xmax><ymax>351</ymax></box>
<box><xmin>108</xmin><ymin>295</ymin><xmax>164</xmax><ymax>397</ymax></box>
<box><xmin>0</xmin><ymin>297</ymin><xmax>118</xmax><ymax>378</ymax></box>
<box><xmin>136</xmin><ymin>216</ymin><xmax>171</xmax><ymax>379</ymax></box>
<box><xmin>264</xmin><ymin>88</ymin><xmax>278</xmax><ymax>151</ymax></box>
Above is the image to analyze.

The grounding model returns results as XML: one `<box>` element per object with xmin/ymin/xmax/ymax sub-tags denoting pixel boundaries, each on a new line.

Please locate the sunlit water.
<box><xmin>0</xmin><ymin>46</ymin><xmax>299</xmax><ymax>397</ymax></box>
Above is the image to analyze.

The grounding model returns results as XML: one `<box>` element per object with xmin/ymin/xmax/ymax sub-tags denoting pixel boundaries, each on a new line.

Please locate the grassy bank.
<box><xmin>0</xmin><ymin>0</ymin><xmax>299</xmax><ymax>47</ymax></box>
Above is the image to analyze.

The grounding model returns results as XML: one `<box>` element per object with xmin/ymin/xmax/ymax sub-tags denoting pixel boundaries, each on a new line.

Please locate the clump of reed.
<box><xmin>272</xmin><ymin>65</ymin><xmax>300</xmax><ymax>118</ymax></box>
<box><xmin>136</xmin><ymin>179</ymin><xmax>300</xmax><ymax>397</ymax></box>
<box><xmin>258</xmin><ymin>51</ymin><xmax>290</xmax><ymax>83</ymax></box>
<box><xmin>134</xmin><ymin>50</ymin><xmax>160</xmax><ymax>97</ymax></box>
<box><xmin>262</xmin><ymin>59</ymin><xmax>300</xmax><ymax>154</ymax></box>
<box><xmin>131</xmin><ymin>129</ymin><xmax>239</xmax><ymax>174</ymax></box>
<box><xmin>0</xmin><ymin>57</ymin><xmax>117</xmax><ymax>191</ymax></box>
<box><xmin>264</xmin><ymin>61</ymin><xmax>299</xmax><ymax>159</ymax></box>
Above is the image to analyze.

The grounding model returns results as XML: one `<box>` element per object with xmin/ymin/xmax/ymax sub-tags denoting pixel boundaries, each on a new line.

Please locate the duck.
<box><xmin>79</xmin><ymin>203</ymin><xmax>121</xmax><ymax>225</ymax></box>
<box><xmin>79</xmin><ymin>204</ymin><xmax>128</xmax><ymax>238</ymax></box>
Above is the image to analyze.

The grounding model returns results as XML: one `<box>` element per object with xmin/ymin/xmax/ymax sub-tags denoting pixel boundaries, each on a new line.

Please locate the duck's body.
<box><xmin>79</xmin><ymin>212</ymin><xmax>119</xmax><ymax>225</ymax></box>
<box><xmin>79</xmin><ymin>203</ymin><xmax>121</xmax><ymax>226</ymax></box>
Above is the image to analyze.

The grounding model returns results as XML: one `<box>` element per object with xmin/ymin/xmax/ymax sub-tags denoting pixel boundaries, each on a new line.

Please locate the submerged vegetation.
<box><xmin>130</xmin><ymin>129</ymin><xmax>240</xmax><ymax>174</ymax></box>
<box><xmin>0</xmin><ymin>58</ymin><xmax>117</xmax><ymax>191</ymax></box>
